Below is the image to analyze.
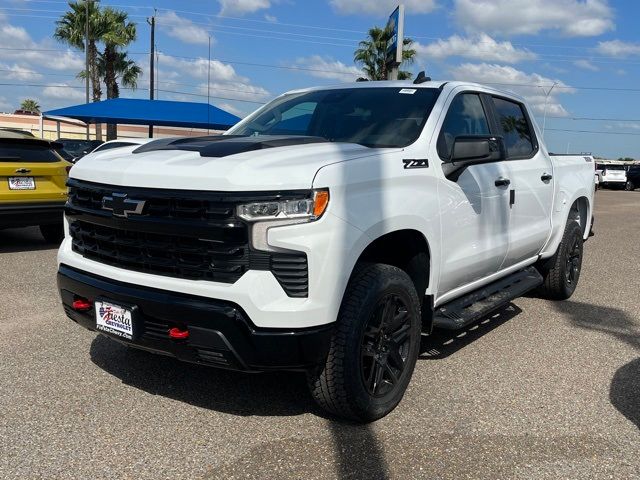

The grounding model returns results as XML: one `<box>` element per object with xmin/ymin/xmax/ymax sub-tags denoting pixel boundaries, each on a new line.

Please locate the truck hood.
<box><xmin>70</xmin><ymin>138</ymin><xmax>388</xmax><ymax>191</ymax></box>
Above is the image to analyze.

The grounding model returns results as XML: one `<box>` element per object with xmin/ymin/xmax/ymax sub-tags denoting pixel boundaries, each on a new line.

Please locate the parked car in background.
<box><xmin>597</xmin><ymin>163</ymin><xmax>626</xmax><ymax>189</ymax></box>
<box><xmin>625</xmin><ymin>165</ymin><xmax>640</xmax><ymax>191</ymax></box>
<box><xmin>0</xmin><ymin>137</ymin><xmax>71</xmax><ymax>242</ymax></box>
<box><xmin>56</xmin><ymin>138</ymin><xmax>103</xmax><ymax>162</ymax></box>
<box><xmin>58</xmin><ymin>80</ymin><xmax>595</xmax><ymax>421</ymax></box>
<box><xmin>0</xmin><ymin>128</ymin><xmax>35</xmax><ymax>139</ymax></box>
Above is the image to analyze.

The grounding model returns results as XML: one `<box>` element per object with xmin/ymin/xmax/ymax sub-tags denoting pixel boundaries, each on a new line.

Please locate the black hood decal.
<box><xmin>133</xmin><ymin>135</ymin><xmax>329</xmax><ymax>158</ymax></box>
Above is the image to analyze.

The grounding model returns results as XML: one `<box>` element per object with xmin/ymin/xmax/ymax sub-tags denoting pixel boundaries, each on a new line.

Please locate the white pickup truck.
<box><xmin>58</xmin><ymin>81</ymin><xmax>595</xmax><ymax>422</ymax></box>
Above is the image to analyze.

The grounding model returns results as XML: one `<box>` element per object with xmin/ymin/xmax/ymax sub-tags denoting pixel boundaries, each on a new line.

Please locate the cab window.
<box><xmin>492</xmin><ymin>97</ymin><xmax>535</xmax><ymax>158</ymax></box>
<box><xmin>437</xmin><ymin>93</ymin><xmax>490</xmax><ymax>160</ymax></box>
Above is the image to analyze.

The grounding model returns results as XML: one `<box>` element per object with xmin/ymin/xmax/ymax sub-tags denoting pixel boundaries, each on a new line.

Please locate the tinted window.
<box><xmin>603</xmin><ymin>164</ymin><xmax>625</xmax><ymax>171</ymax></box>
<box><xmin>0</xmin><ymin>141</ymin><xmax>61</xmax><ymax>162</ymax></box>
<box><xmin>493</xmin><ymin>97</ymin><xmax>535</xmax><ymax>158</ymax></box>
<box><xmin>229</xmin><ymin>88</ymin><xmax>440</xmax><ymax>148</ymax></box>
<box><xmin>437</xmin><ymin>93</ymin><xmax>490</xmax><ymax>160</ymax></box>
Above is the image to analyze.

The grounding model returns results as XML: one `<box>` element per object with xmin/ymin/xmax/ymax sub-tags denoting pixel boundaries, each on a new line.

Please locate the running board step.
<box><xmin>433</xmin><ymin>266</ymin><xmax>543</xmax><ymax>330</ymax></box>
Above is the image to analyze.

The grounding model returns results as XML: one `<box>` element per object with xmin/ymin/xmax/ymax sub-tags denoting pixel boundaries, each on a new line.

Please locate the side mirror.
<box><xmin>451</xmin><ymin>135</ymin><xmax>506</xmax><ymax>164</ymax></box>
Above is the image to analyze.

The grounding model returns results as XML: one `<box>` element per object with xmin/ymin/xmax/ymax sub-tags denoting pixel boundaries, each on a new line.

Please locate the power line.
<box><xmin>546</xmin><ymin>128</ymin><xmax>640</xmax><ymax>136</ymax></box>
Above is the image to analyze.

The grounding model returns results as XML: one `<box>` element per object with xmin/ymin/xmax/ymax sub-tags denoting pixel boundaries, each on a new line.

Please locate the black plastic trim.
<box><xmin>58</xmin><ymin>264</ymin><xmax>332</xmax><ymax>371</ymax></box>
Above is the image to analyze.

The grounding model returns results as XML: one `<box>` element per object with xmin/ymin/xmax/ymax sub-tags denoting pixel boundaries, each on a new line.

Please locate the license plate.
<box><xmin>8</xmin><ymin>177</ymin><xmax>35</xmax><ymax>190</ymax></box>
<box><xmin>95</xmin><ymin>300</ymin><xmax>134</xmax><ymax>340</ymax></box>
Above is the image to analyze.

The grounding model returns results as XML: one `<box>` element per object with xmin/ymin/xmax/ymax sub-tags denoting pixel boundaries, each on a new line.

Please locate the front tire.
<box><xmin>40</xmin><ymin>223</ymin><xmax>64</xmax><ymax>244</ymax></box>
<box><xmin>536</xmin><ymin>220</ymin><xmax>584</xmax><ymax>300</ymax></box>
<box><xmin>625</xmin><ymin>181</ymin><xmax>635</xmax><ymax>191</ymax></box>
<box><xmin>307</xmin><ymin>263</ymin><xmax>422</xmax><ymax>422</ymax></box>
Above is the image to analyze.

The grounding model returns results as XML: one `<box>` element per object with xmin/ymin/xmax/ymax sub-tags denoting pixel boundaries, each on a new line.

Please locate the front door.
<box><xmin>435</xmin><ymin>92</ymin><xmax>511</xmax><ymax>297</ymax></box>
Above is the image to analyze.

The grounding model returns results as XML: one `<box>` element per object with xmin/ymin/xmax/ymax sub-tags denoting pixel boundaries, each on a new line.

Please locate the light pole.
<box><xmin>85</xmin><ymin>0</ymin><xmax>90</xmax><ymax>140</ymax></box>
<box><xmin>541</xmin><ymin>81</ymin><xmax>558</xmax><ymax>140</ymax></box>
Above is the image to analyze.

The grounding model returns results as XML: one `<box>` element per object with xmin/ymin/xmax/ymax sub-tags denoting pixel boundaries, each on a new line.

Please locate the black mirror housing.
<box><xmin>451</xmin><ymin>136</ymin><xmax>506</xmax><ymax>164</ymax></box>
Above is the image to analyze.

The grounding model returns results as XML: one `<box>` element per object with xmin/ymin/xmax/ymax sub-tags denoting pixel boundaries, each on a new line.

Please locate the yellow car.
<box><xmin>0</xmin><ymin>136</ymin><xmax>71</xmax><ymax>243</ymax></box>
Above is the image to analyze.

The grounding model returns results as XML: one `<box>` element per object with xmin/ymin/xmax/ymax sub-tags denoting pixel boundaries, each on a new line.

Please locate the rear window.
<box><xmin>492</xmin><ymin>97</ymin><xmax>535</xmax><ymax>158</ymax></box>
<box><xmin>603</xmin><ymin>164</ymin><xmax>625</xmax><ymax>170</ymax></box>
<box><xmin>0</xmin><ymin>142</ymin><xmax>61</xmax><ymax>162</ymax></box>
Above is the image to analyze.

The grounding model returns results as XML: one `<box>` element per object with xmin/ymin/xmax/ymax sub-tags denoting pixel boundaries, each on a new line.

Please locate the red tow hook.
<box><xmin>168</xmin><ymin>327</ymin><xmax>189</xmax><ymax>340</ymax></box>
<box><xmin>72</xmin><ymin>298</ymin><xmax>92</xmax><ymax>312</ymax></box>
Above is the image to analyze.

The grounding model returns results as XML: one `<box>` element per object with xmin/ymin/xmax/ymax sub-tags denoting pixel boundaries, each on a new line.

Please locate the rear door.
<box><xmin>489</xmin><ymin>96</ymin><xmax>554</xmax><ymax>266</ymax></box>
<box><xmin>0</xmin><ymin>139</ymin><xmax>69</xmax><ymax>204</ymax></box>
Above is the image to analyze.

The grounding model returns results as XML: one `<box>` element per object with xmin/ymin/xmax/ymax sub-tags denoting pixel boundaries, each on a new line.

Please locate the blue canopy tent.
<box><xmin>43</xmin><ymin>98</ymin><xmax>241</xmax><ymax>131</ymax></box>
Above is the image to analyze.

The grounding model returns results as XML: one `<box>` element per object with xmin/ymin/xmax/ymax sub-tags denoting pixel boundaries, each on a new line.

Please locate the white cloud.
<box><xmin>573</xmin><ymin>59</ymin><xmax>599</xmax><ymax>71</ymax></box>
<box><xmin>156</xmin><ymin>11</ymin><xmax>210</xmax><ymax>45</ymax></box>
<box><xmin>157</xmin><ymin>54</ymin><xmax>270</xmax><ymax>103</ymax></box>
<box><xmin>0</xmin><ymin>63</ymin><xmax>42</xmax><ymax>81</ymax></box>
<box><xmin>42</xmin><ymin>85</ymin><xmax>86</xmax><ymax>102</ymax></box>
<box><xmin>264</xmin><ymin>14</ymin><xmax>277</xmax><ymax>23</ymax></box>
<box><xmin>415</xmin><ymin>34</ymin><xmax>536</xmax><ymax>64</ymax></box>
<box><xmin>449</xmin><ymin>63</ymin><xmax>574</xmax><ymax>117</ymax></box>
<box><xmin>293</xmin><ymin>55</ymin><xmax>363</xmax><ymax>80</ymax></box>
<box><xmin>595</xmin><ymin>40</ymin><xmax>640</xmax><ymax>58</ymax></box>
<box><xmin>454</xmin><ymin>0</ymin><xmax>614</xmax><ymax>37</ymax></box>
<box><xmin>0</xmin><ymin>13</ymin><xmax>83</xmax><ymax>71</ymax></box>
<box><xmin>330</xmin><ymin>0</ymin><xmax>436</xmax><ymax>16</ymax></box>
<box><xmin>218</xmin><ymin>0</ymin><xmax>271</xmax><ymax>16</ymax></box>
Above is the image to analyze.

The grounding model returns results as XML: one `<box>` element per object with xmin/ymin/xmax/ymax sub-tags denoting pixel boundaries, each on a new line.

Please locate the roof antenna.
<box><xmin>413</xmin><ymin>71</ymin><xmax>431</xmax><ymax>84</ymax></box>
<box><xmin>356</xmin><ymin>77</ymin><xmax>369</xmax><ymax>82</ymax></box>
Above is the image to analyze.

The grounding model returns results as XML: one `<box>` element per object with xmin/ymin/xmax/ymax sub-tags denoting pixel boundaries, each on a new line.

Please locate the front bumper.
<box><xmin>0</xmin><ymin>202</ymin><xmax>65</xmax><ymax>228</ymax></box>
<box><xmin>58</xmin><ymin>265</ymin><xmax>333</xmax><ymax>372</ymax></box>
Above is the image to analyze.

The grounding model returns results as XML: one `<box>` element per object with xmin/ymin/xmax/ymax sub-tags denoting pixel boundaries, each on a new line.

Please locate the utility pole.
<box><xmin>147</xmin><ymin>13</ymin><xmax>155</xmax><ymax>138</ymax></box>
<box><xmin>541</xmin><ymin>81</ymin><xmax>558</xmax><ymax>140</ymax></box>
<box><xmin>85</xmin><ymin>0</ymin><xmax>90</xmax><ymax>140</ymax></box>
<box><xmin>207</xmin><ymin>35</ymin><xmax>211</xmax><ymax>134</ymax></box>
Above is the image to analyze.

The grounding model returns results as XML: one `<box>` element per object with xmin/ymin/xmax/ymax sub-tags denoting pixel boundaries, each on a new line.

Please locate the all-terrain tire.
<box><xmin>307</xmin><ymin>263</ymin><xmax>422</xmax><ymax>422</ymax></box>
<box><xmin>536</xmin><ymin>220</ymin><xmax>584</xmax><ymax>300</ymax></box>
<box><xmin>40</xmin><ymin>223</ymin><xmax>64</xmax><ymax>244</ymax></box>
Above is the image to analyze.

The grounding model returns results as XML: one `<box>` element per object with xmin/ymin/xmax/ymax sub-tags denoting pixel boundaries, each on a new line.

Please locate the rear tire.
<box><xmin>536</xmin><ymin>220</ymin><xmax>584</xmax><ymax>300</ymax></box>
<box><xmin>40</xmin><ymin>223</ymin><xmax>64</xmax><ymax>244</ymax></box>
<box><xmin>307</xmin><ymin>263</ymin><xmax>422</xmax><ymax>422</ymax></box>
<box><xmin>625</xmin><ymin>181</ymin><xmax>635</xmax><ymax>191</ymax></box>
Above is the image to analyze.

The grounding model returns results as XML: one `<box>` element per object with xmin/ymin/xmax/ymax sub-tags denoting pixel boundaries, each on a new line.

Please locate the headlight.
<box><xmin>238</xmin><ymin>189</ymin><xmax>329</xmax><ymax>251</ymax></box>
<box><xmin>238</xmin><ymin>190</ymin><xmax>329</xmax><ymax>222</ymax></box>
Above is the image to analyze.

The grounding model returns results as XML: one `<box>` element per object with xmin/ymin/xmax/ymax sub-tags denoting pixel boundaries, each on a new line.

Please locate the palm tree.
<box><xmin>54</xmin><ymin>1</ymin><xmax>105</xmax><ymax>104</ymax></box>
<box><xmin>100</xmin><ymin>7</ymin><xmax>138</xmax><ymax>139</ymax></box>
<box><xmin>96</xmin><ymin>50</ymin><xmax>142</xmax><ymax>138</ymax></box>
<box><xmin>20</xmin><ymin>99</ymin><xmax>40</xmax><ymax>113</ymax></box>
<box><xmin>354</xmin><ymin>26</ymin><xmax>417</xmax><ymax>80</ymax></box>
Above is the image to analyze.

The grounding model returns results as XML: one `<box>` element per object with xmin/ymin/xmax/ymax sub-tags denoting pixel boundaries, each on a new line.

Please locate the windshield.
<box><xmin>228</xmin><ymin>87</ymin><xmax>440</xmax><ymax>148</ymax></box>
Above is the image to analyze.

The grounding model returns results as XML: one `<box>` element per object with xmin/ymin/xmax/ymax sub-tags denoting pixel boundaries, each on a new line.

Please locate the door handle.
<box><xmin>495</xmin><ymin>177</ymin><xmax>511</xmax><ymax>187</ymax></box>
<box><xmin>541</xmin><ymin>173</ymin><xmax>553</xmax><ymax>182</ymax></box>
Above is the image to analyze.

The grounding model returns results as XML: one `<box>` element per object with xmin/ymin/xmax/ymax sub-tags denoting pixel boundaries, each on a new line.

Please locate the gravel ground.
<box><xmin>1</xmin><ymin>190</ymin><xmax>639</xmax><ymax>479</ymax></box>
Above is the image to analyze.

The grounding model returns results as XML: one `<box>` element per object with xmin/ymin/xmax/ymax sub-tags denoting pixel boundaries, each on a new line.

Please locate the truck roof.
<box><xmin>285</xmin><ymin>80</ymin><xmax>527</xmax><ymax>103</ymax></box>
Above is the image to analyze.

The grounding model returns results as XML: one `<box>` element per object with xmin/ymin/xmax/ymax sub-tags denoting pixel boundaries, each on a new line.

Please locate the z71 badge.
<box><xmin>403</xmin><ymin>159</ymin><xmax>429</xmax><ymax>169</ymax></box>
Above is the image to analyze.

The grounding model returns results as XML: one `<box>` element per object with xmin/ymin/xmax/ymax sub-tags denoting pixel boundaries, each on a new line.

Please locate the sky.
<box><xmin>0</xmin><ymin>0</ymin><xmax>639</xmax><ymax>158</ymax></box>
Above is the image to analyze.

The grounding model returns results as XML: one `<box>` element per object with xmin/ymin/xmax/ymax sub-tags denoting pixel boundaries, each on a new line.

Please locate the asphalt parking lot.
<box><xmin>1</xmin><ymin>189</ymin><xmax>639</xmax><ymax>480</ymax></box>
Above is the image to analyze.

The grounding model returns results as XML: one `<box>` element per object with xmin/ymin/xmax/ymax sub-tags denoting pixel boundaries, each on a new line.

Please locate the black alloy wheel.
<box><xmin>360</xmin><ymin>293</ymin><xmax>412</xmax><ymax>397</ymax></box>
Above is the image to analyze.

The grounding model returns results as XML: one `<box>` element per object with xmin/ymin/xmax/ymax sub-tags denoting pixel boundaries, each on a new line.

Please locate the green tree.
<box><xmin>354</xmin><ymin>26</ymin><xmax>417</xmax><ymax>81</ymax></box>
<box><xmin>20</xmin><ymin>99</ymin><xmax>40</xmax><ymax>113</ymax></box>
<box><xmin>54</xmin><ymin>1</ymin><xmax>105</xmax><ymax>105</ymax></box>
<box><xmin>100</xmin><ymin>7</ymin><xmax>139</xmax><ymax>139</ymax></box>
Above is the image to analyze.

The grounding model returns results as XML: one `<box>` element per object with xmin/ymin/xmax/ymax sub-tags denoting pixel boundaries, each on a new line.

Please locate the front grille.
<box><xmin>66</xmin><ymin>179</ymin><xmax>309</xmax><ymax>297</ymax></box>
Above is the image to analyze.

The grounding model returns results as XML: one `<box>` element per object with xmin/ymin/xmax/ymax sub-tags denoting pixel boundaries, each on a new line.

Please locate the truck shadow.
<box><xmin>89</xmin><ymin>334</ymin><xmax>315</xmax><ymax>417</ymax></box>
<box><xmin>419</xmin><ymin>303</ymin><xmax>522</xmax><ymax>360</ymax></box>
<box><xmin>0</xmin><ymin>227</ymin><xmax>57</xmax><ymax>253</ymax></box>
<box><xmin>90</xmin><ymin>335</ymin><xmax>390</xmax><ymax>479</ymax></box>
<box><xmin>553</xmin><ymin>300</ymin><xmax>640</xmax><ymax>431</ymax></box>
